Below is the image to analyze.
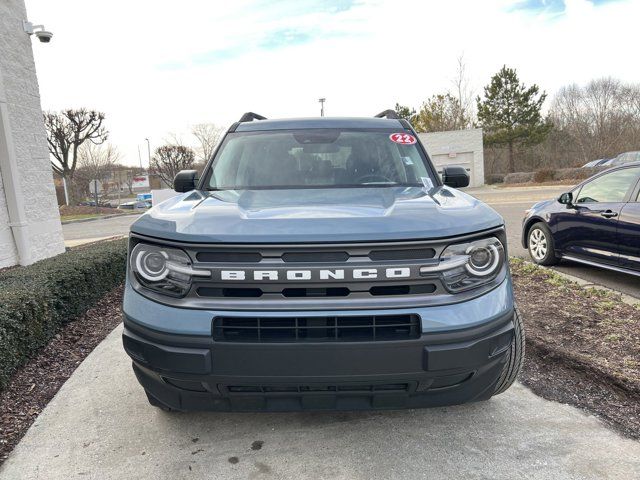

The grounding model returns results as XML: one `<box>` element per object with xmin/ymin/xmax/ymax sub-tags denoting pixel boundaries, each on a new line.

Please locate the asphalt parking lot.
<box><xmin>1</xmin><ymin>325</ymin><xmax>639</xmax><ymax>480</ymax></box>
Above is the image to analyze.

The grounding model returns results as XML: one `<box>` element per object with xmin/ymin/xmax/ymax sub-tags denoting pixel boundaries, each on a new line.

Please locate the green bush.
<box><xmin>0</xmin><ymin>238</ymin><xmax>127</xmax><ymax>390</ymax></box>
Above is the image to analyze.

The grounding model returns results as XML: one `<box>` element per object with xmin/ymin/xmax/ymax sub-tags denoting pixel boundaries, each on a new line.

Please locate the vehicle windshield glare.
<box><xmin>205</xmin><ymin>129</ymin><xmax>435</xmax><ymax>190</ymax></box>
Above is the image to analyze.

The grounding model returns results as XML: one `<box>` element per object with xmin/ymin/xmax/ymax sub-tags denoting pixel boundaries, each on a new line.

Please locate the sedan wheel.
<box><xmin>527</xmin><ymin>223</ymin><xmax>559</xmax><ymax>266</ymax></box>
<box><xmin>529</xmin><ymin>228</ymin><xmax>548</xmax><ymax>261</ymax></box>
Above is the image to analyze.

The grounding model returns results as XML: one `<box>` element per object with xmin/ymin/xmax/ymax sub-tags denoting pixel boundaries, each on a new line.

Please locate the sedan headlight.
<box><xmin>420</xmin><ymin>237</ymin><xmax>505</xmax><ymax>293</ymax></box>
<box><xmin>130</xmin><ymin>243</ymin><xmax>210</xmax><ymax>297</ymax></box>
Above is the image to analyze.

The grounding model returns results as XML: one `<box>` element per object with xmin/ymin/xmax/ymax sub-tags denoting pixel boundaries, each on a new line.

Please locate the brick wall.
<box><xmin>0</xmin><ymin>0</ymin><xmax>65</xmax><ymax>267</ymax></box>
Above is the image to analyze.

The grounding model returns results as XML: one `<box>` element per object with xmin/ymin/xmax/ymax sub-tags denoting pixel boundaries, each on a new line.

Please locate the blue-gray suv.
<box><xmin>122</xmin><ymin>111</ymin><xmax>524</xmax><ymax>412</ymax></box>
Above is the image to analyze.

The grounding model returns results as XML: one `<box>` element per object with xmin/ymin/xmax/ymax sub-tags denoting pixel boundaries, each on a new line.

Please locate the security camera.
<box><xmin>23</xmin><ymin>21</ymin><xmax>53</xmax><ymax>43</ymax></box>
<box><xmin>34</xmin><ymin>30</ymin><xmax>53</xmax><ymax>43</ymax></box>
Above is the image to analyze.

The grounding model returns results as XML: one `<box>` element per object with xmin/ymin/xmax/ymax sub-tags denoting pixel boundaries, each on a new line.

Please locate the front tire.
<box><xmin>527</xmin><ymin>222</ymin><xmax>559</xmax><ymax>266</ymax></box>
<box><xmin>493</xmin><ymin>306</ymin><xmax>525</xmax><ymax>395</ymax></box>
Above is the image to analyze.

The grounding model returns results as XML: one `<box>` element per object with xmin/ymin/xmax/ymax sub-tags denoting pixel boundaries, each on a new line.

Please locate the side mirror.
<box><xmin>558</xmin><ymin>192</ymin><xmax>573</xmax><ymax>206</ymax></box>
<box><xmin>442</xmin><ymin>165</ymin><xmax>470</xmax><ymax>188</ymax></box>
<box><xmin>173</xmin><ymin>170</ymin><xmax>199</xmax><ymax>193</ymax></box>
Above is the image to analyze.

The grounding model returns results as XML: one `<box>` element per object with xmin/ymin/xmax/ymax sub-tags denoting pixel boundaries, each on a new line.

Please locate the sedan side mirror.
<box><xmin>442</xmin><ymin>165</ymin><xmax>470</xmax><ymax>188</ymax></box>
<box><xmin>558</xmin><ymin>192</ymin><xmax>573</xmax><ymax>206</ymax></box>
<box><xmin>173</xmin><ymin>170</ymin><xmax>199</xmax><ymax>193</ymax></box>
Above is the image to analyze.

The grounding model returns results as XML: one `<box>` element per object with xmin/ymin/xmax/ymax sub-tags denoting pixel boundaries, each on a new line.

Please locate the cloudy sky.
<box><xmin>26</xmin><ymin>0</ymin><xmax>638</xmax><ymax>167</ymax></box>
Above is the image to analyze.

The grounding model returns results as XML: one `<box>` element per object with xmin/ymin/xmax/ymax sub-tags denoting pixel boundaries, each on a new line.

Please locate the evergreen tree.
<box><xmin>476</xmin><ymin>66</ymin><xmax>552</xmax><ymax>173</ymax></box>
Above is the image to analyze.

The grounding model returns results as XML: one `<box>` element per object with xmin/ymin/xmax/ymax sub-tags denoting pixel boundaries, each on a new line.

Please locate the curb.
<box><xmin>545</xmin><ymin>268</ymin><xmax>640</xmax><ymax>306</ymax></box>
<box><xmin>517</xmin><ymin>258</ymin><xmax>640</xmax><ymax>306</ymax></box>
<box><xmin>65</xmin><ymin>235</ymin><xmax>126</xmax><ymax>248</ymax></box>
<box><xmin>61</xmin><ymin>213</ymin><xmax>138</xmax><ymax>225</ymax></box>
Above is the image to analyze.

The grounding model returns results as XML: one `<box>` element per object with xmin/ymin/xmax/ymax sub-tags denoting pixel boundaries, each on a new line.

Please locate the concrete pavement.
<box><xmin>1</xmin><ymin>324</ymin><xmax>639</xmax><ymax>480</ymax></box>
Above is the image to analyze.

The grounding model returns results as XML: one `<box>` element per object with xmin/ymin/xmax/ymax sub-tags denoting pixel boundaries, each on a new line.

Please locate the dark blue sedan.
<box><xmin>522</xmin><ymin>163</ymin><xmax>640</xmax><ymax>275</ymax></box>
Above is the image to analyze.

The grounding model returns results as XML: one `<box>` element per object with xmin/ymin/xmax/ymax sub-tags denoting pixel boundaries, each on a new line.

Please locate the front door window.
<box><xmin>575</xmin><ymin>167</ymin><xmax>640</xmax><ymax>204</ymax></box>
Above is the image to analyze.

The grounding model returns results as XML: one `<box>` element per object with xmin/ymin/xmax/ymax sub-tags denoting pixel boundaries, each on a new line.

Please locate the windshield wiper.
<box><xmin>360</xmin><ymin>181</ymin><xmax>400</xmax><ymax>185</ymax></box>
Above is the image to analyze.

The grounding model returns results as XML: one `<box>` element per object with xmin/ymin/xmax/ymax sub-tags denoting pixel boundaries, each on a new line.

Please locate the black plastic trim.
<box><xmin>238</xmin><ymin>112</ymin><xmax>267</xmax><ymax>122</ymax></box>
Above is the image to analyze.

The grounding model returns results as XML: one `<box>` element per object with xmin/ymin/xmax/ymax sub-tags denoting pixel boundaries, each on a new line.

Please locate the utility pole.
<box><xmin>93</xmin><ymin>179</ymin><xmax>99</xmax><ymax>214</ymax></box>
<box><xmin>137</xmin><ymin>145</ymin><xmax>143</xmax><ymax>169</ymax></box>
<box><xmin>145</xmin><ymin>138</ymin><xmax>151</xmax><ymax>168</ymax></box>
<box><xmin>318</xmin><ymin>98</ymin><xmax>326</xmax><ymax>117</ymax></box>
<box><xmin>62</xmin><ymin>176</ymin><xmax>69</xmax><ymax>206</ymax></box>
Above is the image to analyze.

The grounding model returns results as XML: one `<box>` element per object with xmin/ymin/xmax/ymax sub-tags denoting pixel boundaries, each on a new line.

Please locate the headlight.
<box><xmin>130</xmin><ymin>243</ymin><xmax>210</xmax><ymax>297</ymax></box>
<box><xmin>420</xmin><ymin>237</ymin><xmax>505</xmax><ymax>293</ymax></box>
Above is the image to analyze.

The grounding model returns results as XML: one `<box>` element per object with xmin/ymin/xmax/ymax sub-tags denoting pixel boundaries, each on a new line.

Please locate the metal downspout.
<box><xmin>0</xmin><ymin>65</ymin><xmax>32</xmax><ymax>265</ymax></box>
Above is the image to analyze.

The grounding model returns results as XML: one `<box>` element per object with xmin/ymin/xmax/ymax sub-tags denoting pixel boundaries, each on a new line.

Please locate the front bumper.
<box><xmin>122</xmin><ymin>279</ymin><xmax>515</xmax><ymax>411</ymax></box>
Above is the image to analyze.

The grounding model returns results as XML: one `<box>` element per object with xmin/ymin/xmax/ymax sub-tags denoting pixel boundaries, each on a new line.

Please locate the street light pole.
<box><xmin>144</xmin><ymin>138</ymin><xmax>151</xmax><ymax>168</ymax></box>
<box><xmin>318</xmin><ymin>98</ymin><xmax>326</xmax><ymax>117</ymax></box>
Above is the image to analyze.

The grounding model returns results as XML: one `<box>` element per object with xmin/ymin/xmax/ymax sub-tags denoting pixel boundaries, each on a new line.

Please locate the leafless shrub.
<box><xmin>533</xmin><ymin>168</ymin><xmax>555</xmax><ymax>183</ymax></box>
<box><xmin>504</xmin><ymin>172</ymin><xmax>535</xmax><ymax>184</ymax></box>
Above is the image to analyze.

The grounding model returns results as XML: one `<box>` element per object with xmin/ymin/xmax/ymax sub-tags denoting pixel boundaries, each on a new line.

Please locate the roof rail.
<box><xmin>239</xmin><ymin>112</ymin><xmax>267</xmax><ymax>122</ymax></box>
<box><xmin>374</xmin><ymin>109</ymin><xmax>400</xmax><ymax>120</ymax></box>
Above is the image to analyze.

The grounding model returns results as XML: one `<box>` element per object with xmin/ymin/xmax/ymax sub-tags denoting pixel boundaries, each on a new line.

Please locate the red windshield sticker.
<box><xmin>389</xmin><ymin>133</ymin><xmax>417</xmax><ymax>145</ymax></box>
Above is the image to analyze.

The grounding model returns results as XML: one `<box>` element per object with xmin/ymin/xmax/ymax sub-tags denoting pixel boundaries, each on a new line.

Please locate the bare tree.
<box><xmin>122</xmin><ymin>167</ymin><xmax>145</xmax><ymax>195</ymax></box>
<box><xmin>74</xmin><ymin>143</ymin><xmax>120</xmax><ymax>202</ymax></box>
<box><xmin>191</xmin><ymin>123</ymin><xmax>224</xmax><ymax>163</ymax></box>
<box><xmin>451</xmin><ymin>54</ymin><xmax>475</xmax><ymax>128</ymax></box>
<box><xmin>150</xmin><ymin>145</ymin><xmax>196</xmax><ymax>187</ymax></box>
<box><xmin>399</xmin><ymin>55</ymin><xmax>474</xmax><ymax>133</ymax></box>
<box><xmin>44</xmin><ymin>109</ymin><xmax>108</xmax><ymax>204</ymax></box>
<box><xmin>78</xmin><ymin>143</ymin><xmax>120</xmax><ymax>181</ymax></box>
<box><xmin>551</xmin><ymin>78</ymin><xmax>640</xmax><ymax>162</ymax></box>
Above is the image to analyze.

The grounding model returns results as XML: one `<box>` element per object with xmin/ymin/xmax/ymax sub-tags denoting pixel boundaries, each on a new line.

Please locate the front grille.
<box><xmin>175</xmin><ymin>239</ymin><xmax>459</xmax><ymax>309</ymax></box>
<box><xmin>213</xmin><ymin>314</ymin><xmax>421</xmax><ymax>342</ymax></box>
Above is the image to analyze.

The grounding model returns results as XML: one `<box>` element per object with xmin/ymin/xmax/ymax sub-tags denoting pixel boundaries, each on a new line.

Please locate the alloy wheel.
<box><xmin>529</xmin><ymin>228</ymin><xmax>548</xmax><ymax>261</ymax></box>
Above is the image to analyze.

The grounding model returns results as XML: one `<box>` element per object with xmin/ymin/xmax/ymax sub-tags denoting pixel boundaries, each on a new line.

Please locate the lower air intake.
<box><xmin>213</xmin><ymin>314</ymin><xmax>421</xmax><ymax>342</ymax></box>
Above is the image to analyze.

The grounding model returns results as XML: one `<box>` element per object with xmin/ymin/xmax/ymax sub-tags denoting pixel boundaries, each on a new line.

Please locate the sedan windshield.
<box><xmin>204</xmin><ymin>129</ymin><xmax>436</xmax><ymax>190</ymax></box>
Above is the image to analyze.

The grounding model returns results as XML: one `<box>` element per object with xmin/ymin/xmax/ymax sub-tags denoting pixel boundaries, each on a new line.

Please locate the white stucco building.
<box><xmin>419</xmin><ymin>129</ymin><xmax>485</xmax><ymax>188</ymax></box>
<box><xmin>0</xmin><ymin>0</ymin><xmax>65</xmax><ymax>267</ymax></box>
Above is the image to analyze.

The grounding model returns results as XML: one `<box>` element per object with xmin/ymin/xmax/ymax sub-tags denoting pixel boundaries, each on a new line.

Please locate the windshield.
<box><xmin>204</xmin><ymin>129</ymin><xmax>436</xmax><ymax>190</ymax></box>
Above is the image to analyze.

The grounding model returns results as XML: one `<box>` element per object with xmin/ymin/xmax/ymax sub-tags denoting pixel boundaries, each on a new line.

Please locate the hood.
<box><xmin>131</xmin><ymin>186</ymin><xmax>504</xmax><ymax>243</ymax></box>
<box><xmin>530</xmin><ymin>198</ymin><xmax>556</xmax><ymax>212</ymax></box>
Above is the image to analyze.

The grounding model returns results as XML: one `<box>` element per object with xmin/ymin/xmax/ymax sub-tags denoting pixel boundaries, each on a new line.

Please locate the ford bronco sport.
<box><xmin>122</xmin><ymin>110</ymin><xmax>524</xmax><ymax>411</ymax></box>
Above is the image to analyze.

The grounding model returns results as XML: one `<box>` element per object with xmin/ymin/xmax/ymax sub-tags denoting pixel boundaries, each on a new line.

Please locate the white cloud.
<box><xmin>25</xmin><ymin>0</ymin><xmax>639</xmax><ymax>166</ymax></box>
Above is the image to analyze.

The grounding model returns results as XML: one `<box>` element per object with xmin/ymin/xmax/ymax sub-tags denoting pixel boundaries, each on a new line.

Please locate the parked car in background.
<box><xmin>118</xmin><ymin>201</ymin><xmax>151</xmax><ymax>210</ymax></box>
<box><xmin>581</xmin><ymin>158</ymin><xmax>610</xmax><ymax>168</ymax></box>
<box><xmin>79</xmin><ymin>200</ymin><xmax>113</xmax><ymax>207</ymax></box>
<box><xmin>522</xmin><ymin>163</ymin><xmax>640</xmax><ymax>275</ymax></box>
<box><xmin>610</xmin><ymin>151</ymin><xmax>640</xmax><ymax>167</ymax></box>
